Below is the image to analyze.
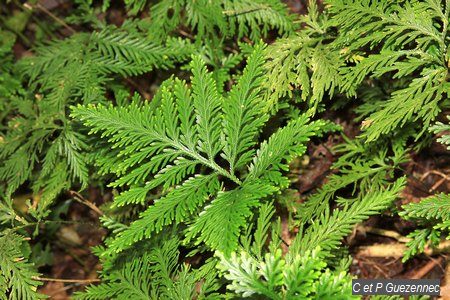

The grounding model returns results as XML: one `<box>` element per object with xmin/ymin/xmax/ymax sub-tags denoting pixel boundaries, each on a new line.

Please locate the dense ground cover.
<box><xmin>0</xmin><ymin>0</ymin><xmax>449</xmax><ymax>299</ymax></box>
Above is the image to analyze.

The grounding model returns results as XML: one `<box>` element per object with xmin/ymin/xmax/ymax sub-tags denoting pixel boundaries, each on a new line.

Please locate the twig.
<box><xmin>34</xmin><ymin>277</ymin><xmax>100</xmax><ymax>284</ymax></box>
<box><xmin>357</xmin><ymin>225</ymin><xmax>411</xmax><ymax>243</ymax></box>
<box><xmin>420</xmin><ymin>170</ymin><xmax>450</xmax><ymax>192</ymax></box>
<box><xmin>223</xmin><ymin>6</ymin><xmax>268</xmax><ymax>17</ymax></box>
<box><xmin>439</xmin><ymin>257</ymin><xmax>450</xmax><ymax>299</ymax></box>
<box><xmin>178</xmin><ymin>29</ymin><xmax>195</xmax><ymax>40</ymax></box>
<box><xmin>421</xmin><ymin>170</ymin><xmax>450</xmax><ymax>181</ymax></box>
<box><xmin>357</xmin><ymin>240</ymin><xmax>450</xmax><ymax>258</ymax></box>
<box><xmin>124</xmin><ymin>78</ymin><xmax>151</xmax><ymax>100</ymax></box>
<box><xmin>24</xmin><ymin>2</ymin><xmax>76</xmax><ymax>34</ymax></box>
<box><xmin>47</xmin><ymin>284</ymin><xmax>76</xmax><ymax>297</ymax></box>
<box><xmin>409</xmin><ymin>256</ymin><xmax>444</xmax><ymax>279</ymax></box>
<box><xmin>69</xmin><ymin>190</ymin><xmax>103</xmax><ymax>216</ymax></box>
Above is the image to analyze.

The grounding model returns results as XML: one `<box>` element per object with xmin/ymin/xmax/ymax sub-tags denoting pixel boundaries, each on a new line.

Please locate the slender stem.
<box><xmin>34</xmin><ymin>277</ymin><xmax>100</xmax><ymax>283</ymax></box>
<box><xmin>69</xmin><ymin>190</ymin><xmax>103</xmax><ymax>216</ymax></box>
<box><xmin>24</xmin><ymin>2</ymin><xmax>76</xmax><ymax>34</ymax></box>
<box><xmin>160</xmin><ymin>133</ymin><xmax>242</xmax><ymax>185</ymax></box>
<box><xmin>181</xmin><ymin>144</ymin><xmax>242</xmax><ymax>185</ymax></box>
<box><xmin>8</xmin><ymin>220</ymin><xmax>95</xmax><ymax>232</ymax></box>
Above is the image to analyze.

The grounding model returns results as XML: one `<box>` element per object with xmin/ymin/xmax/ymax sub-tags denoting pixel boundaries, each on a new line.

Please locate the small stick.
<box><xmin>409</xmin><ymin>256</ymin><xmax>444</xmax><ymax>279</ymax></box>
<box><xmin>24</xmin><ymin>2</ymin><xmax>76</xmax><ymax>34</ymax></box>
<box><xmin>420</xmin><ymin>170</ymin><xmax>450</xmax><ymax>192</ymax></box>
<box><xmin>34</xmin><ymin>277</ymin><xmax>100</xmax><ymax>283</ymax></box>
<box><xmin>69</xmin><ymin>191</ymin><xmax>103</xmax><ymax>216</ymax></box>
<box><xmin>124</xmin><ymin>78</ymin><xmax>151</xmax><ymax>100</ymax></box>
<box><xmin>357</xmin><ymin>240</ymin><xmax>450</xmax><ymax>258</ymax></box>
<box><xmin>420</xmin><ymin>170</ymin><xmax>450</xmax><ymax>181</ymax></box>
<box><xmin>430</xmin><ymin>177</ymin><xmax>447</xmax><ymax>192</ymax></box>
<box><xmin>178</xmin><ymin>29</ymin><xmax>195</xmax><ymax>40</ymax></box>
<box><xmin>357</xmin><ymin>225</ymin><xmax>411</xmax><ymax>243</ymax></box>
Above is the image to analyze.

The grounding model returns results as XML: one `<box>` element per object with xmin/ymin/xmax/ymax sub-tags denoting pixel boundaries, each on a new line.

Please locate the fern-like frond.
<box><xmin>91</xmin><ymin>28</ymin><xmax>191</xmax><ymax>76</ymax></box>
<box><xmin>106</xmin><ymin>175</ymin><xmax>220</xmax><ymax>254</ymax></box>
<box><xmin>74</xmin><ymin>47</ymin><xmax>330</xmax><ymax>256</ymax></box>
<box><xmin>294</xmin><ymin>178</ymin><xmax>405</xmax><ymax>256</ymax></box>
<box><xmin>223</xmin><ymin>0</ymin><xmax>294</xmax><ymax>40</ymax></box>
<box><xmin>185</xmin><ymin>180</ymin><xmax>277</xmax><ymax>254</ymax></box>
<box><xmin>264</xmin><ymin>2</ymin><xmax>344</xmax><ymax>111</ymax></box>
<box><xmin>430</xmin><ymin>115</ymin><xmax>450</xmax><ymax>149</ymax></box>
<box><xmin>247</xmin><ymin>115</ymin><xmax>326</xmax><ymax>184</ymax></box>
<box><xmin>362</xmin><ymin>67</ymin><xmax>447</xmax><ymax>142</ymax></box>
<box><xmin>76</xmin><ymin>237</ymin><xmax>219</xmax><ymax>299</ymax></box>
<box><xmin>0</xmin><ymin>233</ymin><xmax>44</xmax><ymax>300</ymax></box>
<box><xmin>190</xmin><ymin>56</ymin><xmax>223</xmax><ymax>159</ymax></box>
<box><xmin>222</xmin><ymin>43</ymin><xmax>268</xmax><ymax>172</ymax></box>
<box><xmin>216</xmin><ymin>247</ymin><xmax>356</xmax><ymax>299</ymax></box>
<box><xmin>298</xmin><ymin>160</ymin><xmax>389</xmax><ymax>223</ymax></box>
<box><xmin>328</xmin><ymin>0</ymin><xmax>449</xmax><ymax>141</ymax></box>
<box><xmin>297</xmin><ymin>138</ymin><xmax>409</xmax><ymax>224</ymax></box>
<box><xmin>400</xmin><ymin>193</ymin><xmax>450</xmax><ymax>222</ymax></box>
<box><xmin>402</xmin><ymin>228</ymin><xmax>440</xmax><ymax>261</ymax></box>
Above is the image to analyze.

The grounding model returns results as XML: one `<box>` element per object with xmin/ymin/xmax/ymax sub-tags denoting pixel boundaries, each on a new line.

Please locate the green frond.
<box><xmin>362</xmin><ymin>67</ymin><xmax>447</xmax><ymax>142</ymax></box>
<box><xmin>246</xmin><ymin>115</ymin><xmax>326</xmax><ymax>183</ymax></box>
<box><xmin>221</xmin><ymin>43</ymin><xmax>268</xmax><ymax>172</ymax></box>
<box><xmin>185</xmin><ymin>180</ymin><xmax>277</xmax><ymax>254</ymax></box>
<box><xmin>60</xmin><ymin>130</ymin><xmax>89</xmax><ymax>186</ymax></box>
<box><xmin>294</xmin><ymin>177</ymin><xmax>405</xmax><ymax>256</ymax></box>
<box><xmin>430</xmin><ymin>115</ymin><xmax>450</xmax><ymax>149</ymax></box>
<box><xmin>217</xmin><ymin>247</ymin><xmax>356</xmax><ymax>299</ymax></box>
<box><xmin>0</xmin><ymin>233</ymin><xmax>44</xmax><ymax>300</ymax></box>
<box><xmin>149</xmin><ymin>0</ymin><xmax>183</xmax><ymax>40</ymax></box>
<box><xmin>340</xmin><ymin>50</ymin><xmax>433</xmax><ymax>96</ymax></box>
<box><xmin>223</xmin><ymin>0</ymin><xmax>294</xmax><ymax>40</ymax></box>
<box><xmin>91</xmin><ymin>28</ymin><xmax>192</xmax><ymax>76</ymax></box>
<box><xmin>185</xmin><ymin>0</ymin><xmax>227</xmax><ymax>39</ymax></box>
<box><xmin>402</xmin><ymin>228</ymin><xmax>440</xmax><ymax>261</ymax></box>
<box><xmin>298</xmin><ymin>157</ymin><xmax>395</xmax><ymax>223</ymax></box>
<box><xmin>190</xmin><ymin>56</ymin><xmax>223</xmax><ymax>159</ymax></box>
<box><xmin>124</xmin><ymin>0</ymin><xmax>148</xmax><ymax>15</ymax></box>
<box><xmin>0</xmin><ymin>147</ymin><xmax>35</xmax><ymax>195</ymax></box>
<box><xmin>399</xmin><ymin>193</ymin><xmax>450</xmax><ymax>260</ymax></box>
<box><xmin>400</xmin><ymin>193</ymin><xmax>450</xmax><ymax>222</ymax></box>
<box><xmin>106</xmin><ymin>174</ymin><xmax>220</xmax><ymax>254</ymax></box>
<box><xmin>249</xmin><ymin>202</ymin><xmax>276</xmax><ymax>259</ymax></box>
<box><xmin>328</xmin><ymin>0</ymin><xmax>449</xmax><ymax>141</ymax></box>
<box><xmin>76</xmin><ymin>237</ymin><xmax>219</xmax><ymax>300</ymax></box>
<box><xmin>264</xmin><ymin>1</ymin><xmax>343</xmax><ymax>111</ymax></box>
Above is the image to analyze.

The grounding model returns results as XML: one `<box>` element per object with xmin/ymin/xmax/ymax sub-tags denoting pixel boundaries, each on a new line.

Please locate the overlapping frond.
<box><xmin>216</xmin><ymin>248</ymin><xmax>356</xmax><ymax>299</ymax></box>
<box><xmin>0</xmin><ymin>233</ymin><xmax>44</xmax><ymax>300</ymax></box>
<box><xmin>73</xmin><ymin>46</ymin><xmax>329</xmax><ymax>256</ymax></box>
<box><xmin>295</xmin><ymin>178</ymin><xmax>405</xmax><ymax>256</ymax></box>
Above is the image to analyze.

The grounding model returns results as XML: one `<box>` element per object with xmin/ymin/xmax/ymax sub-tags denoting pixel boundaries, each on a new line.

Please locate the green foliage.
<box><xmin>91</xmin><ymin>0</ymin><xmax>294</xmax><ymax>41</ymax></box>
<box><xmin>333</xmin><ymin>0</ymin><xmax>450</xmax><ymax>141</ymax></box>
<box><xmin>0</xmin><ymin>232</ymin><xmax>44</xmax><ymax>300</ymax></box>
<box><xmin>217</xmin><ymin>248</ymin><xmax>355</xmax><ymax>299</ymax></box>
<box><xmin>265</xmin><ymin>0</ymin><xmax>343</xmax><ymax>110</ymax></box>
<box><xmin>297</xmin><ymin>131</ymin><xmax>409</xmax><ymax>223</ymax></box>
<box><xmin>265</xmin><ymin>0</ymin><xmax>449</xmax><ymax>141</ymax></box>
<box><xmin>76</xmin><ymin>236</ymin><xmax>220</xmax><ymax>300</ymax></box>
<box><xmin>2</xmin><ymin>0</ymin><xmax>450</xmax><ymax>297</ymax></box>
<box><xmin>72</xmin><ymin>44</ymin><xmax>330</xmax><ymax>256</ymax></box>
<box><xmin>295</xmin><ymin>178</ymin><xmax>405</xmax><ymax>256</ymax></box>
<box><xmin>216</xmin><ymin>202</ymin><xmax>356</xmax><ymax>299</ymax></box>
<box><xmin>0</xmin><ymin>24</ymin><xmax>192</xmax><ymax>218</ymax></box>
<box><xmin>399</xmin><ymin>119</ymin><xmax>450</xmax><ymax>261</ymax></box>
<box><xmin>400</xmin><ymin>193</ymin><xmax>450</xmax><ymax>260</ymax></box>
<box><xmin>430</xmin><ymin>115</ymin><xmax>450</xmax><ymax>149</ymax></box>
